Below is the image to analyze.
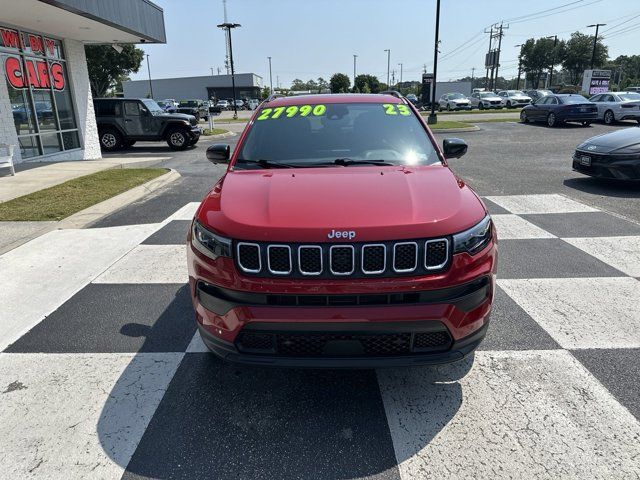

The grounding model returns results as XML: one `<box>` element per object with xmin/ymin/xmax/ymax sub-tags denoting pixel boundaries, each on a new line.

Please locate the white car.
<box><xmin>589</xmin><ymin>91</ymin><xmax>640</xmax><ymax>125</ymax></box>
<box><xmin>161</xmin><ymin>98</ymin><xmax>178</xmax><ymax>108</ymax></box>
<box><xmin>247</xmin><ymin>99</ymin><xmax>260</xmax><ymax>110</ymax></box>
<box><xmin>438</xmin><ymin>93</ymin><xmax>472</xmax><ymax>111</ymax></box>
<box><xmin>469</xmin><ymin>91</ymin><xmax>503</xmax><ymax>110</ymax></box>
<box><xmin>216</xmin><ymin>100</ymin><xmax>230</xmax><ymax>110</ymax></box>
<box><xmin>497</xmin><ymin>90</ymin><xmax>532</xmax><ymax>108</ymax></box>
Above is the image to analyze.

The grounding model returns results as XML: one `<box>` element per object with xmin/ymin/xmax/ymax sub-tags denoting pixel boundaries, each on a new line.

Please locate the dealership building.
<box><xmin>123</xmin><ymin>73</ymin><xmax>263</xmax><ymax>102</ymax></box>
<box><xmin>0</xmin><ymin>0</ymin><xmax>166</xmax><ymax>165</ymax></box>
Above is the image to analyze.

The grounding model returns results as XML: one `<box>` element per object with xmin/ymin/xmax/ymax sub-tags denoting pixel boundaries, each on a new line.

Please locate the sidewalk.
<box><xmin>0</xmin><ymin>156</ymin><xmax>170</xmax><ymax>202</ymax></box>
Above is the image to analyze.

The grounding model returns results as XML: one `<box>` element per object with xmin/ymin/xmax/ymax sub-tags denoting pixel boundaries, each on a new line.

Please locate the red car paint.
<box><xmin>187</xmin><ymin>93</ymin><xmax>497</xmax><ymax>367</ymax></box>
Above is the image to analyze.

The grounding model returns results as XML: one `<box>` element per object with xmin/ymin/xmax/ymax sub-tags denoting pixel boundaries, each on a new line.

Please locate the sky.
<box><xmin>131</xmin><ymin>0</ymin><xmax>640</xmax><ymax>88</ymax></box>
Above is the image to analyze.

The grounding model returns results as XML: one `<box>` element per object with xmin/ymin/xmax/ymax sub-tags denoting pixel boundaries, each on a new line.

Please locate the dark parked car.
<box><xmin>94</xmin><ymin>98</ymin><xmax>201</xmax><ymax>151</ymax></box>
<box><xmin>176</xmin><ymin>99</ymin><xmax>209</xmax><ymax>121</ymax></box>
<box><xmin>573</xmin><ymin>126</ymin><xmax>640</xmax><ymax>180</ymax></box>
<box><xmin>520</xmin><ymin>94</ymin><xmax>597</xmax><ymax>127</ymax></box>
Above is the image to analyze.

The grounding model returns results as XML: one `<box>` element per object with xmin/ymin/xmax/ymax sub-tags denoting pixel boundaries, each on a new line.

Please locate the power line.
<box><xmin>502</xmin><ymin>0</ymin><xmax>585</xmax><ymax>23</ymax></box>
<box><xmin>507</xmin><ymin>0</ymin><xmax>602</xmax><ymax>26</ymax></box>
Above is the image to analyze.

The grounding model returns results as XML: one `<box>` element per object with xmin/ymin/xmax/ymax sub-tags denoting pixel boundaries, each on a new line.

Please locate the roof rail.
<box><xmin>265</xmin><ymin>93</ymin><xmax>286</xmax><ymax>102</ymax></box>
<box><xmin>380</xmin><ymin>90</ymin><xmax>404</xmax><ymax>99</ymax></box>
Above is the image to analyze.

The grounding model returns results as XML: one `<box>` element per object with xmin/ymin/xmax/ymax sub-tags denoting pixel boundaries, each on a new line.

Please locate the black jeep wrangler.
<box><xmin>94</xmin><ymin>98</ymin><xmax>202</xmax><ymax>151</ymax></box>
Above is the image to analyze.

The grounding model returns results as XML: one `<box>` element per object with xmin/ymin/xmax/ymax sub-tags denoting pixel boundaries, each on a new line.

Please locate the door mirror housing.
<box><xmin>206</xmin><ymin>144</ymin><xmax>231</xmax><ymax>164</ymax></box>
<box><xmin>443</xmin><ymin>138</ymin><xmax>468</xmax><ymax>159</ymax></box>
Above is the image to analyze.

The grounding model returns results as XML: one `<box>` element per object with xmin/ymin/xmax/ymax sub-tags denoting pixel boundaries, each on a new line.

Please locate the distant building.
<box><xmin>123</xmin><ymin>74</ymin><xmax>263</xmax><ymax>101</ymax></box>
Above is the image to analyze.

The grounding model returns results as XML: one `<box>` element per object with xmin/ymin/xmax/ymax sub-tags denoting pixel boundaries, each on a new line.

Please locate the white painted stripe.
<box><xmin>0</xmin><ymin>352</ymin><xmax>182</xmax><ymax>479</ymax></box>
<box><xmin>498</xmin><ymin>277</ymin><xmax>640</xmax><ymax>349</ymax></box>
<box><xmin>378</xmin><ymin>350</ymin><xmax>640</xmax><ymax>480</ymax></box>
<box><xmin>93</xmin><ymin>245</ymin><xmax>188</xmax><ymax>284</ymax></box>
<box><xmin>0</xmin><ymin>224</ymin><xmax>160</xmax><ymax>351</ymax></box>
<box><xmin>165</xmin><ymin>202</ymin><xmax>200</xmax><ymax>222</ymax></box>
<box><xmin>491</xmin><ymin>214</ymin><xmax>556</xmax><ymax>239</ymax></box>
<box><xmin>485</xmin><ymin>194</ymin><xmax>598</xmax><ymax>214</ymax></box>
<box><xmin>186</xmin><ymin>331</ymin><xmax>209</xmax><ymax>353</ymax></box>
<box><xmin>564</xmin><ymin>236</ymin><xmax>640</xmax><ymax>277</ymax></box>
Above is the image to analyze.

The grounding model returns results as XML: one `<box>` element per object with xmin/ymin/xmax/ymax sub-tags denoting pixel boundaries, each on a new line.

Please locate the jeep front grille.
<box><xmin>235</xmin><ymin>238</ymin><xmax>450</xmax><ymax>278</ymax></box>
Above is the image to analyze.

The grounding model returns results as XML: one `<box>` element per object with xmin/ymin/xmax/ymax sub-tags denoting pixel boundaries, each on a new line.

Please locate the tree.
<box><xmin>354</xmin><ymin>74</ymin><xmax>382</xmax><ymax>93</ymax></box>
<box><xmin>519</xmin><ymin>37</ymin><xmax>566</xmax><ymax>88</ymax></box>
<box><xmin>330</xmin><ymin>73</ymin><xmax>351</xmax><ymax>93</ymax></box>
<box><xmin>291</xmin><ymin>78</ymin><xmax>307</xmax><ymax>91</ymax></box>
<box><xmin>260</xmin><ymin>86</ymin><xmax>271</xmax><ymax>99</ymax></box>
<box><xmin>85</xmin><ymin>44</ymin><xmax>144</xmax><ymax>97</ymax></box>
<box><xmin>562</xmin><ymin>32</ymin><xmax>608</xmax><ymax>84</ymax></box>
<box><xmin>317</xmin><ymin>77</ymin><xmax>329</xmax><ymax>92</ymax></box>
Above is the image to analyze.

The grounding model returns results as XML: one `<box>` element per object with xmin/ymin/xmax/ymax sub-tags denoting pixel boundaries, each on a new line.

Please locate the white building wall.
<box><xmin>0</xmin><ymin>38</ymin><xmax>101</xmax><ymax>165</ymax></box>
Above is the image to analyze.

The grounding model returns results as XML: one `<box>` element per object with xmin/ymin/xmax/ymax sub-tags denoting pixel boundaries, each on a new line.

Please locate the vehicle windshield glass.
<box><xmin>179</xmin><ymin>100</ymin><xmax>198</xmax><ymax>107</ymax></box>
<box><xmin>561</xmin><ymin>96</ymin><xmax>589</xmax><ymax>104</ymax></box>
<box><xmin>619</xmin><ymin>93</ymin><xmax>640</xmax><ymax>101</ymax></box>
<box><xmin>449</xmin><ymin>93</ymin><xmax>465</xmax><ymax>99</ymax></box>
<box><xmin>479</xmin><ymin>93</ymin><xmax>495</xmax><ymax>98</ymax></box>
<box><xmin>538</xmin><ymin>90</ymin><xmax>552</xmax><ymax>95</ymax></box>
<box><xmin>237</xmin><ymin>102</ymin><xmax>441</xmax><ymax>168</ymax></box>
<box><xmin>508</xmin><ymin>91</ymin><xmax>524</xmax><ymax>95</ymax></box>
<box><xmin>141</xmin><ymin>99</ymin><xmax>164</xmax><ymax>114</ymax></box>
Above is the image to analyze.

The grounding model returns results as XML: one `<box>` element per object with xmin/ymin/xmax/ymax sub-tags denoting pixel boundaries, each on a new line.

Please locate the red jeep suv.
<box><xmin>187</xmin><ymin>93</ymin><xmax>497</xmax><ymax>367</ymax></box>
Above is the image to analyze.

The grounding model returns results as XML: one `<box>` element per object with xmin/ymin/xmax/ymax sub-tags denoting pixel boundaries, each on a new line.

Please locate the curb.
<box><xmin>203</xmin><ymin>131</ymin><xmax>236</xmax><ymax>139</ymax></box>
<box><xmin>430</xmin><ymin>125</ymin><xmax>481</xmax><ymax>133</ymax></box>
<box><xmin>0</xmin><ymin>168</ymin><xmax>180</xmax><ymax>255</ymax></box>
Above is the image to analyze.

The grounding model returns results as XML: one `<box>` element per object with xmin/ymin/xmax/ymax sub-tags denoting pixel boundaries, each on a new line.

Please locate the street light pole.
<box><xmin>146</xmin><ymin>54</ymin><xmax>154</xmax><ymax>99</ymax></box>
<box><xmin>587</xmin><ymin>23</ymin><xmax>606</xmax><ymax>69</ymax></box>
<box><xmin>218</xmin><ymin>22</ymin><xmax>241</xmax><ymax>119</ymax></box>
<box><xmin>428</xmin><ymin>0</ymin><xmax>441</xmax><ymax>124</ymax></box>
<box><xmin>353</xmin><ymin>54</ymin><xmax>357</xmax><ymax>90</ymax></box>
<box><xmin>384</xmin><ymin>49</ymin><xmax>390</xmax><ymax>87</ymax></box>
<box><xmin>267</xmin><ymin>56</ymin><xmax>273</xmax><ymax>95</ymax></box>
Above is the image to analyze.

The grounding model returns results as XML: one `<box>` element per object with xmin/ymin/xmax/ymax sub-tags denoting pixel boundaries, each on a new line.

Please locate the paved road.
<box><xmin>1</xmin><ymin>121</ymin><xmax>639</xmax><ymax>479</ymax></box>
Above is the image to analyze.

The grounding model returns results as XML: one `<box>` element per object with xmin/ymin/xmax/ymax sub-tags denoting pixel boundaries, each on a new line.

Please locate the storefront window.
<box><xmin>1</xmin><ymin>26</ymin><xmax>79</xmax><ymax>159</ymax></box>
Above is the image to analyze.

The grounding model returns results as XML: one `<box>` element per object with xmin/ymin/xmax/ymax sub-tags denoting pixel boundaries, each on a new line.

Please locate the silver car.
<box><xmin>589</xmin><ymin>91</ymin><xmax>640</xmax><ymax>125</ymax></box>
<box><xmin>438</xmin><ymin>93</ymin><xmax>472</xmax><ymax>111</ymax></box>
<box><xmin>469</xmin><ymin>91</ymin><xmax>503</xmax><ymax>110</ymax></box>
<box><xmin>497</xmin><ymin>90</ymin><xmax>532</xmax><ymax>108</ymax></box>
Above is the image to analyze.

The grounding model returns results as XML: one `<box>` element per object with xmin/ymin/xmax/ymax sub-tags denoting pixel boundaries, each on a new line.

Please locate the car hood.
<box><xmin>157</xmin><ymin>112</ymin><xmax>196</xmax><ymax>121</ymax></box>
<box><xmin>578</xmin><ymin>126</ymin><xmax>640</xmax><ymax>154</ymax></box>
<box><xmin>197</xmin><ymin>166</ymin><xmax>487</xmax><ymax>242</ymax></box>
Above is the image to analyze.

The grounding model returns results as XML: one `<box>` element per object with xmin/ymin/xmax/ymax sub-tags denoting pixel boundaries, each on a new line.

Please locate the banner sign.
<box><xmin>582</xmin><ymin>69</ymin><xmax>611</xmax><ymax>95</ymax></box>
<box><xmin>421</xmin><ymin>73</ymin><xmax>434</xmax><ymax>104</ymax></box>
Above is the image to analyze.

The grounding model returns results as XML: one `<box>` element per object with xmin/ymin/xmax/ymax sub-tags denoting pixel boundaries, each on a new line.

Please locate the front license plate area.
<box><xmin>580</xmin><ymin>155</ymin><xmax>591</xmax><ymax>166</ymax></box>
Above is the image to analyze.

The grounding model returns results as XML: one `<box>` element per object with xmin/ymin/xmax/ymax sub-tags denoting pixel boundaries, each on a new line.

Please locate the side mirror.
<box><xmin>443</xmin><ymin>138</ymin><xmax>468</xmax><ymax>159</ymax></box>
<box><xmin>206</xmin><ymin>144</ymin><xmax>231</xmax><ymax>164</ymax></box>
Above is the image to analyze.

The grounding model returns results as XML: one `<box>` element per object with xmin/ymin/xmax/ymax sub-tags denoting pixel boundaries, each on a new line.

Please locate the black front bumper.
<box><xmin>573</xmin><ymin>152</ymin><xmax>640</xmax><ymax>180</ymax></box>
<box><xmin>196</xmin><ymin>321</ymin><xmax>489</xmax><ymax>369</ymax></box>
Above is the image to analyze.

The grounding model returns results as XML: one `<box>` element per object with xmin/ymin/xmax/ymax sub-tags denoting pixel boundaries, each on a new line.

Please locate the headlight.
<box><xmin>192</xmin><ymin>221</ymin><xmax>232</xmax><ymax>259</ymax></box>
<box><xmin>453</xmin><ymin>215</ymin><xmax>492</xmax><ymax>255</ymax></box>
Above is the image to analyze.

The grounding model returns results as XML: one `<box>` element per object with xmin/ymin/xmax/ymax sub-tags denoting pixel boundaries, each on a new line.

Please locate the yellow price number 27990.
<box><xmin>257</xmin><ymin>104</ymin><xmax>327</xmax><ymax>121</ymax></box>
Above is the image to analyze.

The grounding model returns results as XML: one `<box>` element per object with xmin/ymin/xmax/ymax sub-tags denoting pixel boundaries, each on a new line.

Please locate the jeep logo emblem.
<box><xmin>328</xmin><ymin>229</ymin><xmax>356</xmax><ymax>240</ymax></box>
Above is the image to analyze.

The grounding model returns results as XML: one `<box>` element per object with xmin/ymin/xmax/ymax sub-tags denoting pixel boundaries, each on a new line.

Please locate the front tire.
<box><xmin>447</xmin><ymin>104</ymin><xmax>452</xmax><ymax>111</ymax></box>
<box><xmin>166</xmin><ymin>128</ymin><xmax>190</xmax><ymax>150</ymax></box>
<box><xmin>507</xmin><ymin>101</ymin><xmax>512</xmax><ymax>108</ymax></box>
<box><xmin>99</xmin><ymin>128</ymin><xmax>122</xmax><ymax>152</ymax></box>
<box><xmin>603</xmin><ymin>110</ymin><xmax>615</xmax><ymax>125</ymax></box>
<box><xmin>547</xmin><ymin>113</ymin><xmax>557</xmax><ymax>127</ymax></box>
<box><xmin>479</xmin><ymin>103</ymin><xmax>484</xmax><ymax>110</ymax></box>
<box><xmin>520</xmin><ymin>110</ymin><xmax>529</xmax><ymax>123</ymax></box>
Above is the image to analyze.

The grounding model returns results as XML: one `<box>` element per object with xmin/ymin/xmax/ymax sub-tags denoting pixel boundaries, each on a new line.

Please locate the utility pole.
<box><xmin>423</xmin><ymin>64</ymin><xmax>427</xmax><ymax>74</ymax></box>
<box><xmin>493</xmin><ymin>22</ymin><xmax>507</xmax><ymax>89</ymax></box>
<box><xmin>428</xmin><ymin>0</ymin><xmax>441</xmax><ymax>124</ymax></box>
<box><xmin>471</xmin><ymin>67</ymin><xmax>475</xmax><ymax>87</ymax></box>
<box><xmin>484</xmin><ymin>25</ymin><xmax>493</xmax><ymax>90</ymax></box>
<box><xmin>222</xmin><ymin>0</ymin><xmax>231</xmax><ymax>74</ymax></box>
<box><xmin>210</xmin><ymin>67</ymin><xmax>214</xmax><ymax>76</ymax></box>
<box><xmin>515</xmin><ymin>44</ymin><xmax>523</xmax><ymax>90</ymax></box>
<box><xmin>545</xmin><ymin>35</ymin><xmax>558</xmax><ymax>88</ymax></box>
<box><xmin>145</xmin><ymin>54</ymin><xmax>154</xmax><ymax>98</ymax></box>
<box><xmin>267</xmin><ymin>56</ymin><xmax>273</xmax><ymax>94</ymax></box>
<box><xmin>587</xmin><ymin>23</ymin><xmax>606</xmax><ymax>69</ymax></box>
<box><xmin>217</xmin><ymin>22</ymin><xmax>241</xmax><ymax>119</ymax></box>
<box><xmin>217</xmin><ymin>67</ymin><xmax>221</xmax><ymax>75</ymax></box>
<box><xmin>398</xmin><ymin>63</ymin><xmax>403</xmax><ymax>87</ymax></box>
<box><xmin>391</xmin><ymin>70</ymin><xmax>396</xmax><ymax>87</ymax></box>
<box><xmin>353</xmin><ymin>54</ymin><xmax>357</xmax><ymax>88</ymax></box>
<box><xmin>384</xmin><ymin>49</ymin><xmax>390</xmax><ymax>87</ymax></box>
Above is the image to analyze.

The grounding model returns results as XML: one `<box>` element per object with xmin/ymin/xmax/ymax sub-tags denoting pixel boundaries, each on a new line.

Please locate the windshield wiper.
<box><xmin>236</xmin><ymin>158</ymin><xmax>300</xmax><ymax>169</ymax></box>
<box><xmin>332</xmin><ymin>158</ymin><xmax>396</xmax><ymax>166</ymax></box>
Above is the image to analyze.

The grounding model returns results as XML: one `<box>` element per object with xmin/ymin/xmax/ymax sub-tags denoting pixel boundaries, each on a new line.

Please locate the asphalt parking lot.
<box><xmin>1</xmin><ymin>119</ymin><xmax>639</xmax><ymax>479</ymax></box>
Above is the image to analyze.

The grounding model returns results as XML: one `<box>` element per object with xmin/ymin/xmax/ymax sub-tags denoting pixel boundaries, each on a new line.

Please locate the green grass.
<box><xmin>427</xmin><ymin>120</ymin><xmax>475</xmax><ymax>130</ymax></box>
<box><xmin>203</xmin><ymin>128</ymin><xmax>230</xmax><ymax>136</ymax></box>
<box><xmin>0</xmin><ymin>168</ymin><xmax>167</xmax><ymax>221</ymax></box>
<box><xmin>471</xmin><ymin>117</ymin><xmax>520</xmax><ymax>123</ymax></box>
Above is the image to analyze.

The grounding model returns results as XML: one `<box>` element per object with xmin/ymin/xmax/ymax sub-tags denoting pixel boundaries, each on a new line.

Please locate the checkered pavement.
<box><xmin>1</xmin><ymin>194</ymin><xmax>639</xmax><ymax>479</ymax></box>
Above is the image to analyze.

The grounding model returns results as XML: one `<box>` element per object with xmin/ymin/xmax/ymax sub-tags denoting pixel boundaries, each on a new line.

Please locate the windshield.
<box><xmin>179</xmin><ymin>100</ymin><xmax>198</xmax><ymax>107</ymax></box>
<box><xmin>619</xmin><ymin>93</ymin><xmax>640</xmax><ymax>101</ymax></box>
<box><xmin>479</xmin><ymin>93</ymin><xmax>496</xmax><ymax>98</ymax></box>
<box><xmin>141</xmin><ymin>99</ymin><xmax>164</xmax><ymax>114</ymax></box>
<box><xmin>508</xmin><ymin>91</ymin><xmax>524</xmax><ymax>96</ymax></box>
<box><xmin>560</xmin><ymin>96</ymin><xmax>588</xmax><ymax>104</ymax></box>
<box><xmin>237</xmin><ymin>102</ymin><xmax>441</xmax><ymax>168</ymax></box>
<box><xmin>449</xmin><ymin>93</ymin><xmax>465</xmax><ymax>99</ymax></box>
